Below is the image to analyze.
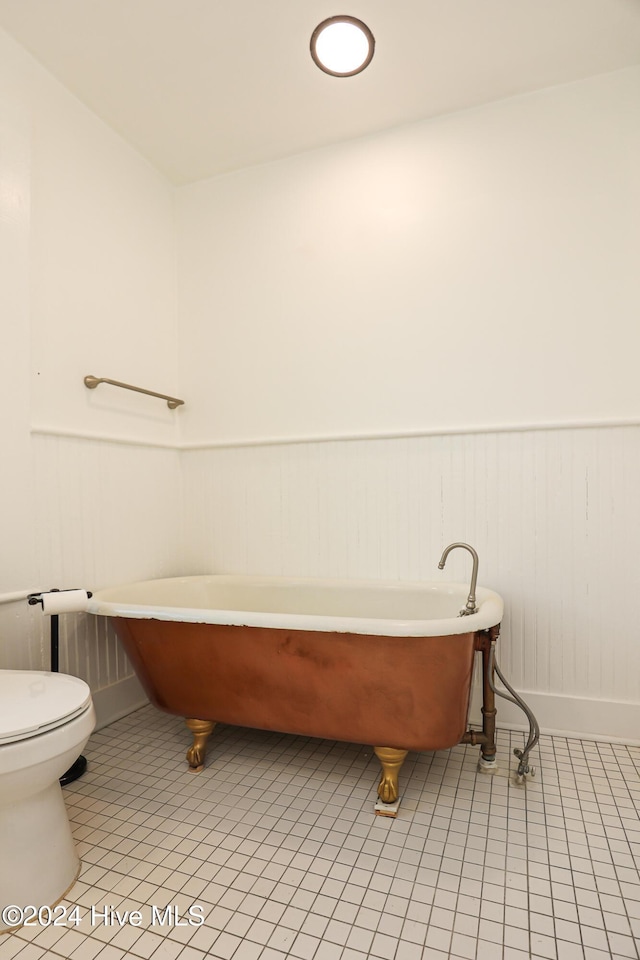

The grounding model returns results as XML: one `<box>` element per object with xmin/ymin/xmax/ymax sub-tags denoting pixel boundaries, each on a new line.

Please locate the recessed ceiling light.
<box><xmin>310</xmin><ymin>16</ymin><xmax>375</xmax><ymax>77</ymax></box>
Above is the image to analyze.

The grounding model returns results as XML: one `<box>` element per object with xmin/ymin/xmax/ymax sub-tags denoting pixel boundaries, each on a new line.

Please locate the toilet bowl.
<box><xmin>0</xmin><ymin>670</ymin><xmax>96</xmax><ymax>930</ymax></box>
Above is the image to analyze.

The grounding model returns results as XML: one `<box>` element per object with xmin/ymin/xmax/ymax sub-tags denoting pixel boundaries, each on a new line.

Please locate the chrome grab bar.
<box><xmin>84</xmin><ymin>375</ymin><xmax>184</xmax><ymax>409</ymax></box>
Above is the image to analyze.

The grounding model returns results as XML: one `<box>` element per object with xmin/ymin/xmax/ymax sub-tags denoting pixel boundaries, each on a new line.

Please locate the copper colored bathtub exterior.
<box><xmin>112</xmin><ymin>617</ymin><xmax>477</xmax><ymax>753</ymax></box>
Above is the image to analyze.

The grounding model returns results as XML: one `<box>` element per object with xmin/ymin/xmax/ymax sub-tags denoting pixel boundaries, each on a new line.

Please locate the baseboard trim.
<box><xmin>469</xmin><ymin>682</ymin><xmax>640</xmax><ymax>746</ymax></box>
<box><xmin>91</xmin><ymin>674</ymin><xmax>149</xmax><ymax>730</ymax></box>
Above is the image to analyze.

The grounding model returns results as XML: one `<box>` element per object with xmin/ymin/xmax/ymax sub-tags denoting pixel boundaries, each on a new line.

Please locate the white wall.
<box><xmin>177</xmin><ymin>68</ymin><xmax>640</xmax><ymax>446</ymax></box>
<box><xmin>177</xmin><ymin>68</ymin><xmax>640</xmax><ymax>741</ymax></box>
<box><xmin>0</xmin><ymin>35</ymin><xmax>33</xmax><ymax>599</ymax></box>
<box><xmin>28</xmin><ymin>44</ymin><xmax>180</xmax><ymax>444</ymax></box>
<box><xmin>0</xmin><ymin>28</ymin><xmax>182</xmax><ymax>725</ymax></box>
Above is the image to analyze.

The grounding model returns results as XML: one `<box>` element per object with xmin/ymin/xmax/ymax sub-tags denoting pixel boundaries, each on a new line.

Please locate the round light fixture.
<box><xmin>310</xmin><ymin>16</ymin><xmax>375</xmax><ymax>77</ymax></box>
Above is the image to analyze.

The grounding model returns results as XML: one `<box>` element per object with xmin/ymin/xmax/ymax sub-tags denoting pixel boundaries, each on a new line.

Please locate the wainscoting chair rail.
<box><xmin>84</xmin><ymin>375</ymin><xmax>184</xmax><ymax>409</ymax></box>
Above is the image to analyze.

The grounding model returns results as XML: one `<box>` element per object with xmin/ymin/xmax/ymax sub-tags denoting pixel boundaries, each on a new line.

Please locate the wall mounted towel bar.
<box><xmin>84</xmin><ymin>375</ymin><xmax>184</xmax><ymax>409</ymax></box>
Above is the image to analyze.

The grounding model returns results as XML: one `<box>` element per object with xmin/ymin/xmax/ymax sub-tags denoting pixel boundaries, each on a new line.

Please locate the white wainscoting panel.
<box><xmin>6</xmin><ymin>426</ymin><xmax>636</xmax><ymax>739</ymax></box>
<box><xmin>0</xmin><ymin>433</ymin><xmax>182</xmax><ymax>721</ymax></box>
<box><xmin>181</xmin><ymin>425</ymin><xmax>640</xmax><ymax>739</ymax></box>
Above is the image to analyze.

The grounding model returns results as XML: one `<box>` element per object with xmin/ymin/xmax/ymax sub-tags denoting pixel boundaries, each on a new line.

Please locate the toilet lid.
<box><xmin>0</xmin><ymin>670</ymin><xmax>92</xmax><ymax>745</ymax></box>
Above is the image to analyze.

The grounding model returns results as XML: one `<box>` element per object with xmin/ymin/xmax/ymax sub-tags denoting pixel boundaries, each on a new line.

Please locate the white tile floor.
<box><xmin>2</xmin><ymin>704</ymin><xmax>640</xmax><ymax>960</ymax></box>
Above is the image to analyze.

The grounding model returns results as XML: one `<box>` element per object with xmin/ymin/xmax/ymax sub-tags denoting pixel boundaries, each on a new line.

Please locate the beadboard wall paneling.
<box><xmin>0</xmin><ymin>433</ymin><xmax>182</xmax><ymax>692</ymax></box>
<box><xmin>181</xmin><ymin>425</ymin><xmax>640</xmax><ymax>711</ymax></box>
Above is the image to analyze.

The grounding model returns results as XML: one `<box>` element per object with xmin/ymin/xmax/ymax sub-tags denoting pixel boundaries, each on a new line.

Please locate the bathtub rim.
<box><xmin>87</xmin><ymin>574</ymin><xmax>504</xmax><ymax>637</ymax></box>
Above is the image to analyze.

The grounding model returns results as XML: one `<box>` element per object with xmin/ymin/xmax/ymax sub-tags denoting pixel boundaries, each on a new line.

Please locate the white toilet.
<box><xmin>0</xmin><ymin>670</ymin><xmax>96</xmax><ymax>929</ymax></box>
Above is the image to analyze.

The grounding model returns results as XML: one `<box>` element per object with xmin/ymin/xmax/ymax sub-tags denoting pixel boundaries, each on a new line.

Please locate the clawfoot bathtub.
<box><xmin>88</xmin><ymin>575</ymin><xmax>503</xmax><ymax>815</ymax></box>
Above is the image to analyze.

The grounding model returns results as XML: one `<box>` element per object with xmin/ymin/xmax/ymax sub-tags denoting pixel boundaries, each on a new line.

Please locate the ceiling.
<box><xmin>0</xmin><ymin>0</ymin><xmax>639</xmax><ymax>185</ymax></box>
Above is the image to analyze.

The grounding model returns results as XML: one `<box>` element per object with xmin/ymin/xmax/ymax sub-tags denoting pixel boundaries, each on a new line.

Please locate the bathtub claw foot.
<box><xmin>374</xmin><ymin>747</ymin><xmax>408</xmax><ymax>814</ymax></box>
<box><xmin>185</xmin><ymin>719</ymin><xmax>216</xmax><ymax>772</ymax></box>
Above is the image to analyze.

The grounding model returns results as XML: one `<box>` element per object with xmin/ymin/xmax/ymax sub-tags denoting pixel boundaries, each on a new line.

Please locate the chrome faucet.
<box><xmin>438</xmin><ymin>542</ymin><xmax>479</xmax><ymax>616</ymax></box>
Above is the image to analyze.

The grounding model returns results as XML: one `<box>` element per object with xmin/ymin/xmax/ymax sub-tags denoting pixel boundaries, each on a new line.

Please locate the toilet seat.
<box><xmin>0</xmin><ymin>670</ymin><xmax>92</xmax><ymax>745</ymax></box>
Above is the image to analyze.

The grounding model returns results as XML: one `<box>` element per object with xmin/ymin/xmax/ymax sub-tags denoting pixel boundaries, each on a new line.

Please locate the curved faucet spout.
<box><xmin>438</xmin><ymin>542</ymin><xmax>479</xmax><ymax>616</ymax></box>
